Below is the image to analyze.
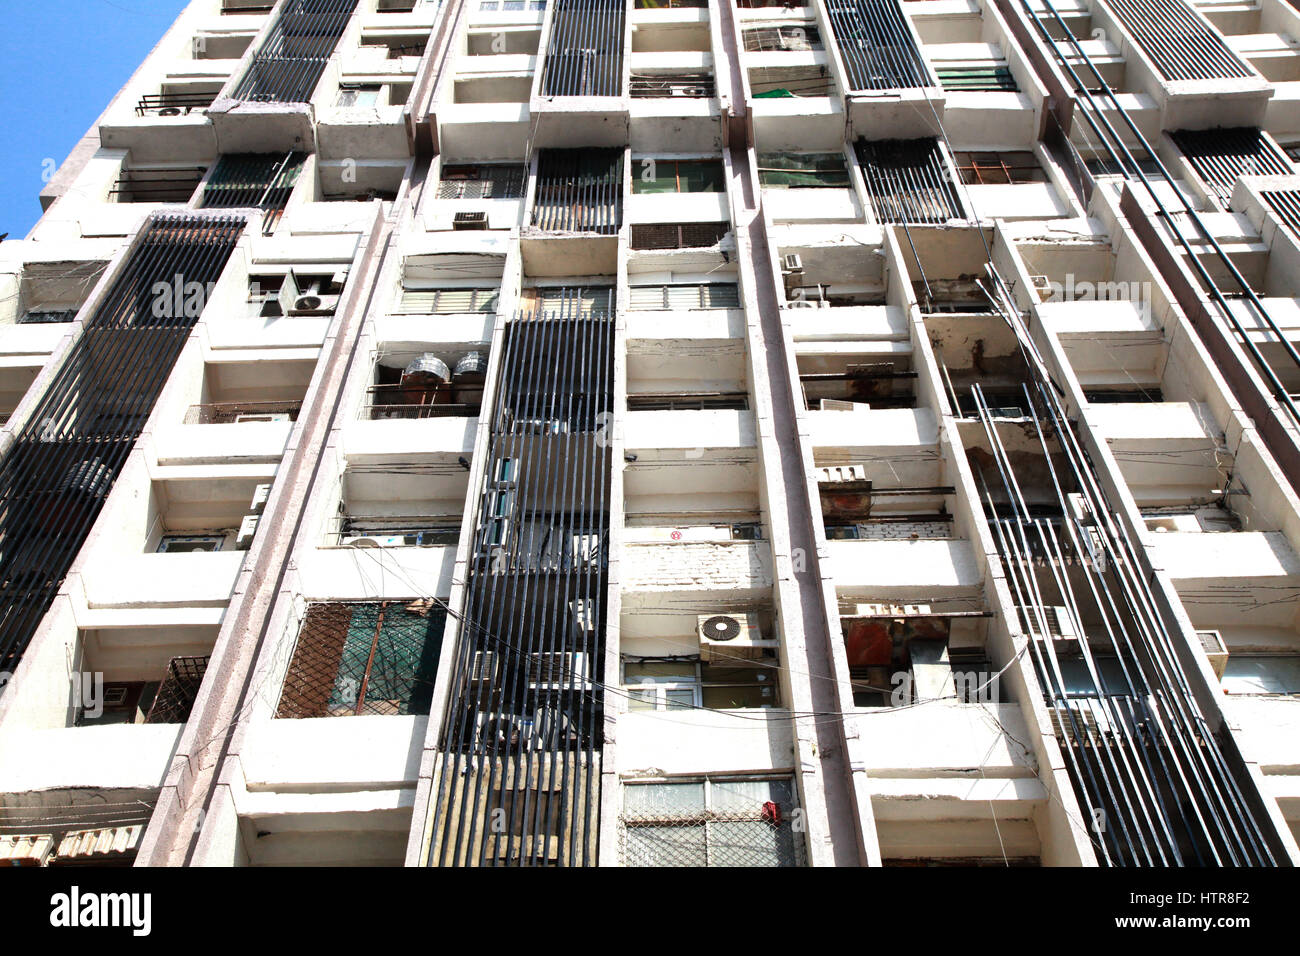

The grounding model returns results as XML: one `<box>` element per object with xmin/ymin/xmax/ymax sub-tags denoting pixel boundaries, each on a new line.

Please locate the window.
<box><xmin>436</xmin><ymin>164</ymin><xmax>527</xmax><ymax>199</ymax></box>
<box><xmin>397</xmin><ymin>287</ymin><xmax>501</xmax><ymax>313</ymax></box>
<box><xmin>157</xmin><ymin>535</ymin><xmax>225</xmax><ymax>553</ymax></box>
<box><xmin>1085</xmin><ymin>148</ymin><xmax>1162</xmax><ymax>177</ymax></box>
<box><xmin>936</xmin><ymin>65</ymin><xmax>1018</xmax><ymax>92</ymax></box>
<box><xmin>1221</xmin><ymin>656</ymin><xmax>1300</xmax><ymax>696</ymax></box>
<box><xmin>628</xmin><ymin>283</ymin><xmax>741</xmax><ymax>310</ymax></box>
<box><xmin>954</xmin><ymin>151</ymin><xmax>1047</xmax><ymax>185</ymax></box>
<box><xmin>632</xmin><ymin>158</ymin><xmax>725</xmax><ymax>194</ymax></box>
<box><xmin>629</xmin><ymin>72</ymin><xmax>715</xmax><ymax>98</ymax></box>
<box><xmin>743</xmin><ymin>25</ymin><xmax>822</xmax><ymax>52</ymax></box>
<box><xmin>757</xmin><ymin>152</ymin><xmax>849</xmax><ymax>188</ymax></box>
<box><xmin>623</xmin><ymin>660</ymin><xmax>778</xmax><ymax>710</ymax></box>
<box><xmin>337</xmin><ymin>84</ymin><xmax>383</xmax><ymax>107</ymax></box>
<box><xmin>277</xmin><ymin>601</ymin><xmax>444</xmax><ymax>718</ymax></box>
<box><xmin>18</xmin><ymin>309</ymin><xmax>78</xmax><ymax>325</ymax></box>
<box><xmin>620</xmin><ymin>777</ymin><xmax>805</xmax><ymax>866</ymax></box>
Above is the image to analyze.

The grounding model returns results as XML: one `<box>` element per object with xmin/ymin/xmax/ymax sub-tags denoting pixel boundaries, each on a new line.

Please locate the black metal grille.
<box><xmin>630</xmin><ymin>222</ymin><xmax>729</xmax><ymax>250</ymax></box>
<box><xmin>277</xmin><ymin>601</ymin><xmax>445</xmax><ymax>718</ymax></box>
<box><xmin>531</xmin><ymin>149</ymin><xmax>623</xmax><ymax>233</ymax></box>
<box><xmin>1101</xmin><ymin>0</ymin><xmax>1253</xmax><ymax>82</ymax></box>
<box><xmin>437</xmin><ymin>165</ymin><xmax>527</xmax><ymax>199</ymax></box>
<box><xmin>0</xmin><ymin>214</ymin><xmax>246</xmax><ymax>674</ymax></box>
<box><xmin>427</xmin><ymin>290</ymin><xmax>614</xmax><ymax>867</ymax></box>
<box><xmin>199</xmin><ymin>152</ymin><xmax>307</xmax><ymax>234</ymax></box>
<box><xmin>135</xmin><ymin>91</ymin><xmax>218</xmax><ymax>117</ymax></box>
<box><xmin>1263</xmin><ymin>189</ymin><xmax>1300</xmax><ymax>241</ymax></box>
<box><xmin>144</xmin><ymin>656</ymin><xmax>210</xmax><ymax>724</ymax></box>
<box><xmin>824</xmin><ymin>0</ymin><xmax>930</xmax><ymax>91</ymax></box>
<box><xmin>232</xmin><ymin>0</ymin><xmax>359</xmax><ymax>103</ymax></box>
<box><xmin>1171</xmin><ymin>128</ymin><xmax>1294</xmax><ymax>205</ymax></box>
<box><xmin>109</xmin><ymin>168</ymin><xmax>207</xmax><ymax>204</ymax></box>
<box><xmin>540</xmin><ymin>0</ymin><xmax>626</xmax><ymax>96</ymax></box>
<box><xmin>855</xmin><ymin>138</ymin><xmax>964</xmax><ymax>224</ymax></box>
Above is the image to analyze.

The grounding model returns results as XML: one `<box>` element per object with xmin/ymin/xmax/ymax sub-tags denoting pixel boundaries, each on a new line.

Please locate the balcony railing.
<box><xmin>183</xmin><ymin>400</ymin><xmax>303</xmax><ymax>425</ymax></box>
<box><xmin>531</xmin><ymin>148</ymin><xmax>624</xmax><ymax>233</ymax></box>
<box><xmin>232</xmin><ymin>0</ymin><xmax>360</xmax><ymax>103</ymax></box>
<box><xmin>1102</xmin><ymin>0</ymin><xmax>1253</xmax><ymax>82</ymax></box>
<box><xmin>135</xmin><ymin>91</ymin><xmax>218</xmax><ymax>117</ymax></box>
<box><xmin>629</xmin><ymin>72</ymin><xmax>716</xmax><ymax>98</ymax></box>
<box><xmin>855</xmin><ymin>138</ymin><xmax>964</xmax><ymax>224</ymax></box>
<box><xmin>1171</xmin><ymin>127</ymin><xmax>1293</xmax><ymax>204</ymax></box>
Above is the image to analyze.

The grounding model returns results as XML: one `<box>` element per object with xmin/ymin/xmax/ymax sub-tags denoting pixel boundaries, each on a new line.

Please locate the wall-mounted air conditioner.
<box><xmin>1197</xmin><ymin>629</ymin><xmax>1229</xmax><ymax>679</ymax></box>
<box><xmin>279</xmin><ymin>270</ymin><xmax>341</xmax><ymax>317</ymax></box>
<box><xmin>453</xmin><ymin>211</ymin><xmax>489</xmax><ymax>230</ymax></box>
<box><xmin>697</xmin><ymin>612</ymin><xmax>777</xmax><ymax>661</ymax></box>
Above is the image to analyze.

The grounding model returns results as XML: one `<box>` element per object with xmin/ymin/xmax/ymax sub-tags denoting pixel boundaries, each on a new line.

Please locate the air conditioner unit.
<box><xmin>475</xmin><ymin>711</ymin><xmax>534</xmax><ymax>750</ymax></box>
<box><xmin>781</xmin><ymin>253</ymin><xmax>804</xmax><ymax>275</ymax></box>
<box><xmin>1197</xmin><ymin>629</ymin><xmax>1229</xmax><ymax>679</ymax></box>
<box><xmin>819</xmin><ymin>398</ymin><xmax>862</xmax><ymax>411</ymax></box>
<box><xmin>279</xmin><ymin>270</ymin><xmax>340</xmax><ymax>316</ymax></box>
<box><xmin>453</xmin><ymin>211</ymin><xmax>489</xmax><ymax>230</ymax></box>
<box><xmin>987</xmin><ymin>406</ymin><xmax>1026</xmax><ymax>420</ymax></box>
<box><xmin>235</xmin><ymin>514</ymin><xmax>260</xmax><ymax>550</ymax></box>
<box><xmin>250</xmin><ymin>483</ymin><xmax>272</xmax><ymax>514</ymax></box>
<box><xmin>1021</xmin><ymin>605</ymin><xmax>1079</xmax><ymax>655</ymax></box>
<box><xmin>234</xmin><ymin>412</ymin><xmax>291</xmax><ymax>424</ymax></box>
<box><xmin>1066</xmin><ymin>492</ymin><xmax>1092</xmax><ymax>525</ymax></box>
<box><xmin>697</xmin><ymin>612</ymin><xmax>777</xmax><ymax>661</ymax></box>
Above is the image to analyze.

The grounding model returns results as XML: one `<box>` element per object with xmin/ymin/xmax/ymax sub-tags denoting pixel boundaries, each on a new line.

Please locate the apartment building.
<box><xmin>0</xmin><ymin>0</ymin><xmax>1299</xmax><ymax>868</ymax></box>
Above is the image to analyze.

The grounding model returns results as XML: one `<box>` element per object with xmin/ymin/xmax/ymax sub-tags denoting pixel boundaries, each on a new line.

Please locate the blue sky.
<box><xmin>0</xmin><ymin>0</ymin><xmax>189</xmax><ymax>239</ymax></box>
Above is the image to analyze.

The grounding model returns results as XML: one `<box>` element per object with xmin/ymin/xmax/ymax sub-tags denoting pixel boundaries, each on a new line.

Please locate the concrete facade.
<box><xmin>0</xmin><ymin>0</ymin><xmax>1299</xmax><ymax>868</ymax></box>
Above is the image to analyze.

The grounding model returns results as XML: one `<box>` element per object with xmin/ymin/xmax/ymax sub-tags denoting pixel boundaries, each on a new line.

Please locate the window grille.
<box><xmin>628</xmin><ymin>283</ymin><xmax>741</xmax><ymax>310</ymax></box>
<box><xmin>437</xmin><ymin>164</ymin><xmax>527</xmax><ymax>200</ymax></box>
<box><xmin>630</xmin><ymin>223</ymin><xmax>730</xmax><ymax>250</ymax></box>
<box><xmin>276</xmin><ymin>601</ymin><xmax>445</xmax><ymax>718</ymax></box>
<box><xmin>619</xmin><ymin>777</ymin><xmax>806</xmax><ymax>866</ymax></box>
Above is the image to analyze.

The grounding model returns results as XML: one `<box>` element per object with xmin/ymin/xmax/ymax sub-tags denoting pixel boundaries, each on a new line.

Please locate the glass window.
<box><xmin>757</xmin><ymin>152</ymin><xmax>850</xmax><ymax>188</ymax></box>
<box><xmin>633</xmin><ymin>158</ymin><xmax>725</xmax><ymax>194</ymax></box>
<box><xmin>1222</xmin><ymin>656</ymin><xmax>1300</xmax><ymax>695</ymax></box>
<box><xmin>337</xmin><ymin>84</ymin><xmax>382</xmax><ymax>108</ymax></box>
<box><xmin>954</xmin><ymin>151</ymin><xmax>1046</xmax><ymax>185</ymax></box>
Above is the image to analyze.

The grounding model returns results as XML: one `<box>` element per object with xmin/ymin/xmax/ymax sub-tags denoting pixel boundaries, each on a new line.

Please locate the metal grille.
<box><xmin>425</xmin><ymin>291</ymin><xmax>614</xmax><ymax>867</ymax></box>
<box><xmin>531</xmin><ymin>149</ymin><xmax>623</xmax><ymax>233</ymax></box>
<box><xmin>144</xmin><ymin>656</ymin><xmax>210</xmax><ymax>724</ymax></box>
<box><xmin>183</xmin><ymin>400</ymin><xmax>302</xmax><ymax>424</ymax></box>
<box><xmin>619</xmin><ymin>778</ymin><xmax>806</xmax><ymax>867</ymax></box>
<box><xmin>630</xmin><ymin>222</ymin><xmax>729</xmax><ymax>250</ymax></box>
<box><xmin>0</xmin><ymin>214</ymin><xmax>245</xmax><ymax>674</ymax></box>
<box><xmin>276</xmin><ymin>601</ymin><xmax>445</xmax><ymax>718</ymax></box>
<box><xmin>856</xmin><ymin>138</ymin><xmax>964</xmax><ymax>223</ymax></box>
<box><xmin>199</xmin><ymin>152</ymin><xmax>307</xmax><ymax>234</ymax></box>
<box><xmin>1171</xmin><ymin>128</ymin><xmax>1294</xmax><ymax>205</ymax></box>
<box><xmin>540</xmin><ymin>0</ymin><xmax>626</xmax><ymax>96</ymax></box>
<box><xmin>436</xmin><ymin>165</ymin><xmax>527</xmax><ymax>200</ymax></box>
<box><xmin>18</xmin><ymin>310</ymin><xmax>78</xmax><ymax>325</ymax></box>
<box><xmin>824</xmin><ymin>0</ymin><xmax>930</xmax><ymax>91</ymax></box>
<box><xmin>233</xmin><ymin>0</ymin><xmax>360</xmax><ymax>103</ymax></box>
<box><xmin>974</xmin><ymin>271</ymin><xmax>1283</xmax><ymax>866</ymax></box>
<box><xmin>135</xmin><ymin>91</ymin><xmax>217</xmax><ymax>116</ymax></box>
<box><xmin>1100</xmin><ymin>0</ymin><xmax>1253</xmax><ymax>81</ymax></box>
<box><xmin>1263</xmin><ymin>189</ymin><xmax>1300</xmax><ymax>241</ymax></box>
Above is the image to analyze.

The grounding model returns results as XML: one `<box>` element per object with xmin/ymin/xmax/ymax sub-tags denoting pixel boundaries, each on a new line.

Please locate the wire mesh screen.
<box><xmin>630</xmin><ymin>222</ymin><xmax>729</xmax><ymax>250</ymax></box>
<box><xmin>619</xmin><ymin>778</ymin><xmax>806</xmax><ymax>867</ymax></box>
<box><xmin>276</xmin><ymin>601</ymin><xmax>445</xmax><ymax>718</ymax></box>
<box><xmin>144</xmin><ymin>656</ymin><xmax>210</xmax><ymax>724</ymax></box>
